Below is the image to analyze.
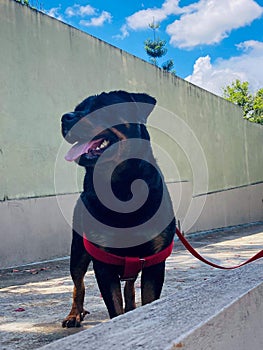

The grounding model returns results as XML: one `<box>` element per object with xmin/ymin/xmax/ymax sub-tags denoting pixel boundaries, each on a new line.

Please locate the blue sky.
<box><xmin>39</xmin><ymin>0</ymin><xmax>263</xmax><ymax>96</ymax></box>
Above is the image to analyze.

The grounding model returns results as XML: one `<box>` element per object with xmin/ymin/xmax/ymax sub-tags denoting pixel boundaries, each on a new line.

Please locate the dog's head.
<box><xmin>61</xmin><ymin>91</ymin><xmax>156</xmax><ymax>167</ymax></box>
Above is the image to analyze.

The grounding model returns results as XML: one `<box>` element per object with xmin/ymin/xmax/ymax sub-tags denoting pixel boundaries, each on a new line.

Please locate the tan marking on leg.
<box><xmin>124</xmin><ymin>279</ymin><xmax>136</xmax><ymax>312</ymax></box>
<box><xmin>111</xmin><ymin>285</ymin><xmax>124</xmax><ymax>316</ymax></box>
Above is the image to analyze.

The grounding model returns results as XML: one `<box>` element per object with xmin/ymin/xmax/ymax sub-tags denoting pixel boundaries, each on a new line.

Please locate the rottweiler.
<box><xmin>61</xmin><ymin>90</ymin><xmax>176</xmax><ymax>327</ymax></box>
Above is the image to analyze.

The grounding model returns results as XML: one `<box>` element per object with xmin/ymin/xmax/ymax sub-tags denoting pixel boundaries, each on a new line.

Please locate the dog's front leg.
<box><xmin>93</xmin><ymin>260</ymin><xmax>124</xmax><ymax>318</ymax></box>
<box><xmin>62</xmin><ymin>231</ymin><xmax>91</xmax><ymax>328</ymax></box>
<box><xmin>141</xmin><ymin>261</ymin><xmax>165</xmax><ymax>305</ymax></box>
<box><xmin>124</xmin><ymin>279</ymin><xmax>136</xmax><ymax>312</ymax></box>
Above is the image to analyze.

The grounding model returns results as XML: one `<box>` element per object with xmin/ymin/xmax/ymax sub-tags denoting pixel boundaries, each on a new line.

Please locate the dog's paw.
<box><xmin>62</xmin><ymin>309</ymin><xmax>90</xmax><ymax>328</ymax></box>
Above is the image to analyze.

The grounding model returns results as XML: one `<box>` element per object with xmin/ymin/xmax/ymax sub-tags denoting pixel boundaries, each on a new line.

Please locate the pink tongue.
<box><xmin>65</xmin><ymin>139</ymin><xmax>103</xmax><ymax>161</ymax></box>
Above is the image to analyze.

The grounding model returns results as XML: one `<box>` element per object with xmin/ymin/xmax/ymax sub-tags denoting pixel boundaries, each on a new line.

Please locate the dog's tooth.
<box><xmin>100</xmin><ymin>140</ymin><xmax>109</xmax><ymax>149</ymax></box>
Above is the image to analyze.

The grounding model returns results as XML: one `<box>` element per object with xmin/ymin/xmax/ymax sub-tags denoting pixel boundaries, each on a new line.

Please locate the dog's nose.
<box><xmin>61</xmin><ymin>113</ymin><xmax>79</xmax><ymax>143</ymax></box>
<box><xmin>62</xmin><ymin>112</ymin><xmax>76</xmax><ymax>122</ymax></box>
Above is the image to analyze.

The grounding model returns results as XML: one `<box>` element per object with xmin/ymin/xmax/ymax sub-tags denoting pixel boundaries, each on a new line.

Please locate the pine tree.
<box><xmin>144</xmin><ymin>19</ymin><xmax>176</xmax><ymax>75</ymax></box>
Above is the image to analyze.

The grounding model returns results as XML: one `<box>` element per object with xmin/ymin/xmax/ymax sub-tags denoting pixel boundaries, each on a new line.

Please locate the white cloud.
<box><xmin>45</xmin><ymin>7</ymin><xmax>63</xmax><ymax>21</ymax></box>
<box><xmin>126</xmin><ymin>8</ymin><xmax>169</xmax><ymax>31</ymax></box>
<box><xmin>185</xmin><ymin>41</ymin><xmax>263</xmax><ymax>96</ymax></box>
<box><xmin>80</xmin><ymin>11</ymin><xmax>112</xmax><ymax>27</ymax></box>
<box><xmin>117</xmin><ymin>0</ymin><xmax>262</xmax><ymax>45</ymax></box>
<box><xmin>236</xmin><ymin>39</ymin><xmax>263</xmax><ymax>52</ymax></box>
<box><xmin>167</xmin><ymin>0</ymin><xmax>263</xmax><ymax>48</ymax></box>
<box><xmin>49</xmin><ymin>3</ymin><xmax>113</xmax><ymax>28</ymax></box>
<box><xmin>65</xmin><ymin>4</ymin><xmax>96</xmax><ymax>17</ymax></box>
<box><xmin>114</xmin><ymin>25</ymin><xmax>130</xmax><ymax>40</ymax></box>
<box><xmin>116</xmin><ymin>0</ymin><xmax>183</xmax><ymax>38</ymax></box>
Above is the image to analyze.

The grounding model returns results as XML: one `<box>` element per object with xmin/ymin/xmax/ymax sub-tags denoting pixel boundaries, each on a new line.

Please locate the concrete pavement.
<box><xmin>0</xmin><ymin>223</ymin><xmax>262</xmax><ymax>349</ymax></box>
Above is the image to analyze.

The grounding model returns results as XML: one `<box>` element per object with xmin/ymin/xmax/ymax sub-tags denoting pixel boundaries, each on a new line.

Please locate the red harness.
<box><xmin>83</xmin><ymin>234</ymin><xmax>174</xmax><ymax>280</ymax></box>
<box><xmin>84</xmin><ymin>227</ymin><xmax>263</xmax><ymax>279</ymax></box>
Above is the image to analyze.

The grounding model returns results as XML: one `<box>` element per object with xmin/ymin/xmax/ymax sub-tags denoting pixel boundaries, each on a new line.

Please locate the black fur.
<box><xmin>61</xmin><ymin>91</ymin><xmax>175</xmax><ymax>326</ymax></box>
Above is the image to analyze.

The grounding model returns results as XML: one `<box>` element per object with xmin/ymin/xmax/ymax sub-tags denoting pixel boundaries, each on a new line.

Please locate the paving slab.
<box><xmin>0</xmin><ymin>223</ymin><xmax>262</xmax><ymax>350</ymax></box>
<box><xmin>38</xmin><ymin>264</ymin><xmax>263</xmax><ymax>350</ymax></box>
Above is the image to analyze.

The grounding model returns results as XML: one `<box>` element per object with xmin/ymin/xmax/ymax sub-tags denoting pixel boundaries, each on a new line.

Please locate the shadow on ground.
<box><xmin>0</xmin><ymin>223</ymin><xmax>262</xmax><ymax>350</ymax></box>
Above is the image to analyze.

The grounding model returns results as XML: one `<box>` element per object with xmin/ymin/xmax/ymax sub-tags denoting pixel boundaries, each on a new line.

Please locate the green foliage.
<box><xmin>15</xmin><ymin>0</ymin><xmax>30</xmax><ymax>6</ymax></box>
<box><xmin>162</xmin><ymin>59</ymin><xmax>176</xmax><ymax>75</ymax></box>
<box><xmin>148</xmin><ymin>22</ymin><xmax>160</xmax><ymax>31</ymax></box>
<box><xmin>223</xmin><ymin>80</ymin><xmax>263</xmax><ymax>125</ymax></box>
<box><xmin>144</xmin><ymin>39</ymin><xmax>167</xmax><ymax>59</ymax></box>
<box><xmin>144</xmin><ymin>19</ymin><xmax>176</xmax><ymax>75</ymax></box>
<box><xmin>253</xmin><ymin>89</ymin><xmax>263</xmax><ymax>117</ymax></box>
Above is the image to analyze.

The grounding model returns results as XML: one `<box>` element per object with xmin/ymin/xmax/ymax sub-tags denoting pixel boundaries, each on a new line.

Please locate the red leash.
<box><xmin>176</xmin><ymin>228</ymin><xmax>263</xmax><ymax>269</ymax></box>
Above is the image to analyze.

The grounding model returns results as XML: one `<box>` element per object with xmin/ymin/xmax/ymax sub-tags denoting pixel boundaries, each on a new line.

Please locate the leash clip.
<box><xmin>139</xmin><ymin>258</ymin><xmax>146</xmax><ymax>269</ymax></box>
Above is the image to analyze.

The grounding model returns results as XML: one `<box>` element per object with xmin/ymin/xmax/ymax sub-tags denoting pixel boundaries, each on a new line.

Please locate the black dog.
<box><xmin>61</xmin><ymin>91</ymin><xmax>175</xmax><ymax>327</ymax></box>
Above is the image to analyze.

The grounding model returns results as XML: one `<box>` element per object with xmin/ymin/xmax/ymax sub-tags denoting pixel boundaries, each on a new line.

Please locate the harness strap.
<box><xmin>176</xmin><ymin>228</ymin><xmax>263</xmax><ymax>269</ymax></box>
<box><xmin>83</xmin><ymin>234</ymin><xmax>174</xmax><ymax>279</ymax></box>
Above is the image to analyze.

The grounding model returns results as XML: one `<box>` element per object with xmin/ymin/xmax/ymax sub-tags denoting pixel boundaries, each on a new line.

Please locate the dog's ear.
<box><xmin>95</xmin><ymin>91</ymin><xmax>157</xmax><ymax>124</ymax></box>
<box><xmin>129</xmin><ymin>92</ymin><xmax>156</xmax><ymax>124</ymax></box>
<box><xmin>74</xmin><ymin>95</ymin><xmax>97</xmax><ymax>113</ymax></box>
<box><xmin>104</xmin><ymin>90</ymin><xmax>157</xmax><ymax>124</ymax></box>
<box><xmin>73</xmin><ymin>91</ymin><xmax>156</xmax><ymax>124</ymax></box>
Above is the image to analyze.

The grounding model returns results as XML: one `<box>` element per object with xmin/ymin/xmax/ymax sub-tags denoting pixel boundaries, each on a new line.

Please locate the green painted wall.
<box><xmin>1</xmin><ymin>0</ymin><xmax>263</xmax><ymax>201</ymax></box>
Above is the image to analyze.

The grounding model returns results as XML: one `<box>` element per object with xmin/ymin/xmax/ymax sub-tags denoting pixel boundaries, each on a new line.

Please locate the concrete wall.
<box><xmin>0</xmin><ymin>0</ymin><xmax>263</xmax><ymax>267</ymax></box>
<box><xmin>38</xmin><ymin>263</ymin><xmax>263</xmax><ymax>350</ymax></box>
